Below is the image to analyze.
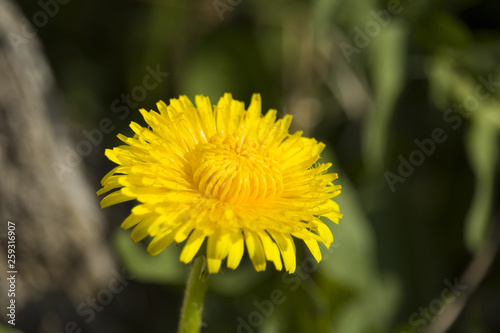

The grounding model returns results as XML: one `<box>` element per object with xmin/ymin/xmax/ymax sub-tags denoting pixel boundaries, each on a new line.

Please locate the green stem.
<box><xmin>178</xmin><ymin>256</ymin><xmax>208</xmax><ymax>333</ymax></box>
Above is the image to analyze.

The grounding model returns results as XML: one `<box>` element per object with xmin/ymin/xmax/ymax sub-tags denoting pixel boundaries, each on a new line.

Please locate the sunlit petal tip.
<box><xmin>96</xmin><ymin>187</ymin><xmax>107</xmax><ymax>196</ymax></box>
<box><xmin>154</xmin><ymin>100</ymin><xmax>167</xmax><ymax>114</ymax></box>
<box><xmin>121</xmin><ymin>213</ymin><xmax>143</xmax><ymax>230</ymax></box>
<box><xmin>131</xmin><ymin>204</ymin><xmax>151</xmax><ymax>216</ymax></box>
<box><xmin>173</xmin><ymin>223</ymin><xmax>195</xmax><ymax>244</ymax></box>
<box><xmin>104</xmin><ymin>149</ymin><xmax>122</xmax><ymax>166</ymax></box>
<box><xmin>226</xmin><ymin>232</ymin><xmax>245</xmax><ymax>269</ymax></box>
<box><xmin>207</xmin><ymin>259</ymin><xmax>222</xmax><ymax>274</ymax></box>
<box><xmin>147</xmin><ymin>245</ymin><xmax>164</xmax><ymax>257</ymax></box>
<box><xmin>245</xmin><ymin>231</ymin><xmax>267</xmax><ymax>272</ymax></box>
<box><xmin>100</xmin><ymin>190</ymin><xmax>134</xmax><ymax>209</ymax></box>
<box><xmin>179</xmin><ymin>230</ymin><xmax>206</xmax><ymax>264</ymax></box>
<box><xmin>304</xmin><ymin>238</ymin><xmax>322</xmax><ymax>263</ymax></box>
<box><xmin>317</xmin><ymin>142</ymin><xmax>326</xmax><ymax>152</ymax></box>
<box><xmin>249</xmin><ymin>93</ymin><xmax>261</xmax><ymax>107</ymax></box>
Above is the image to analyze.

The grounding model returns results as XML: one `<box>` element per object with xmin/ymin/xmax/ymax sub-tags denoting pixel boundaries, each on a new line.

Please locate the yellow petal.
<box><xmin>226</xmin><ymin>231</ymin><xmax>245</xmax><ymax>269</ymax></box>
<box><xmin>174</xmin><ymin>221</ymin><xmax>195</xmax><ymax>244</ymax></box>
<box><xmin>315</xmin><ymin>222</ymin><xmax>334</xmax><ymax>246</ymax></box>
<box><xmin>244</xmin><ymin>230</ymin><xmax>267</xmax><ymax>272</ymax></box>
<box><xmin>207</xmin><ymin>231</ymin><xmax>231</xmax><ymax>273</ymax></box>
<box><xmin>131</xmin><ymin>204</ymin><xmax>151</xmax><ymax>215</ymax></box>
<box><xmin>100</xmin><ymin>190</ymin><xmax>134</xmax><ymax>209</ymax></box>
<box><xmin>130</xmin><ymin>215</ymin><xmax>159</xmax><ymax>242</ymax></box>
<box><xmin>121</xmin><ymin>213</ymin><xmax>143</xmax><ymax>230</ymax></box>
<box><xmin>147</xmin><ymin>231</ymin><xmax>176</xmax><ymax>256</ymax></box>
<box><xmin>258</xmin><ymin>231</ymin><xmax>282</xmax><ymax>271</ymax></box>
<box><xmin>303</xmin><ymin>238</ymin><xmax>322</xmax><ymax>263</ymax></box>
<box><xmin>179</xmin><ymin>229</ymin><xmax>206</xmax><ymax>264</ymax></box>
<box><xmin>270</xmin><ymin>231</ymin><xmax>296</xmax><ymax>273</ymax></box>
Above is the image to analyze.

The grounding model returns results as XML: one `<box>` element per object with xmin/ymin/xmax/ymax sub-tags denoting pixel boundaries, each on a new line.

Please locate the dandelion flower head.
<box><xmin>98</xmin><ymin>93</ymin><xmax>342</xmax><ymax>274</ymax></box>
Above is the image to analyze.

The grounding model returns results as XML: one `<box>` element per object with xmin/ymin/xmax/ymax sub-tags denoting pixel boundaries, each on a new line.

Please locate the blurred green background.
<box><xmin>5</xmin><ymin>0</ymin><xmax>500</xmax><ymax>332</ymax></box>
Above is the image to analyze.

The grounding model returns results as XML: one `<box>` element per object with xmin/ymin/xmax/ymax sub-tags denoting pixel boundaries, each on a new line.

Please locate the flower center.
<box><xmin>191</xmin><ymin>134</ymin><xmax>283</xmax><ymax>205</ymax></box>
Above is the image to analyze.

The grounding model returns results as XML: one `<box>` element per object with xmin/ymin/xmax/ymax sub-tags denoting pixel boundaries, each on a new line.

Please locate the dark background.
<box><xmin>1</xmin><ymin>0</ymin><xmax>500</xmax><ymax>332</ymax></box>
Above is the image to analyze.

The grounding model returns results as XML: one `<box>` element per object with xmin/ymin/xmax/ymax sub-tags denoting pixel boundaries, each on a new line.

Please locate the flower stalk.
<box><xmin>178</xmin><ymin>256</ymin><xmax>208</xmax><ymax>333</ymax></box>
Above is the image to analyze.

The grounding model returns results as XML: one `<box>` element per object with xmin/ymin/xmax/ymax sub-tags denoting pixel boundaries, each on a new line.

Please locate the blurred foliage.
<box><xmin>0</xmin><ymin>323</ymin><xmax>23</xmax><ymax>333</ymax></box>
<box><xmin>113</xmin><ymin>229</ymin><xmax>187</xmax><ymax>285</ymax></box>
<box><xmin>12</xmin><ymin>0</ymin><xmax>500</xmax><ymax>332</ymax></box>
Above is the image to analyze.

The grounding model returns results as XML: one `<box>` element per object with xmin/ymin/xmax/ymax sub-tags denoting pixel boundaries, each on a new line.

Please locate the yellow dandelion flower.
<box><xmin>98</xmin><ymin>93</ymin><xmax>342</xmax><ymax>274</ymax></box>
